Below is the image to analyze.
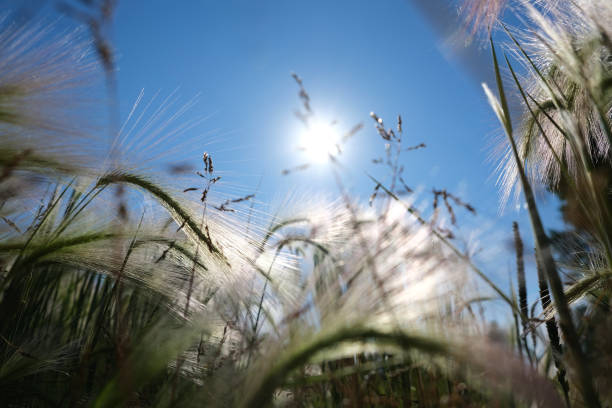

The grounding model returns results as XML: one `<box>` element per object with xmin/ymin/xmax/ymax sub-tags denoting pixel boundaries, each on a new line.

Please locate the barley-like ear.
<box><xmin>96</xmin><ymin>172</ymin><xmax>225</xmax><ymax>258</ymax></box>
<box><xmin>0</xmin><ymin>18</ymin><xmax>104</xmax><ymax>177</ymax></box>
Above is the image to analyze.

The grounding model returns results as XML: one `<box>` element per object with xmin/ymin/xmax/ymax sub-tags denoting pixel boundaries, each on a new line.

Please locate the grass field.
<box><xmin>1</xmin><ymin>1</ymin><xmax>611</xmax><ymax>406</ymax></box>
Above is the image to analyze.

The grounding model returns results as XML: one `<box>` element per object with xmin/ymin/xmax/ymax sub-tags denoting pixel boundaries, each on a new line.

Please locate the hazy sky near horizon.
<box><xmin>21</xmin><ymin>0</ymin><xmax>568</xmax><ymax>316</ymax></box>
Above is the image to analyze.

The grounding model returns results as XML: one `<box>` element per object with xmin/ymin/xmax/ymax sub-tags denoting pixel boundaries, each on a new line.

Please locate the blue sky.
<box><xmin>112</xmin><ymin>1</ymin><xmax>499</xmax><ymax>202</ymax></box>
<box><xmin>26</xmin><ymin>0</ymin><xmax>569</xmax><ymax>317</ymax></box>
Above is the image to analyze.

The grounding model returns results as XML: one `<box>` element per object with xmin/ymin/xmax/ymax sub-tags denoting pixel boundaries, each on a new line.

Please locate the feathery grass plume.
<box><xmin>107</xmin><ymin>89</ymin><xmax>219</xmax><ymax>174</ymax></box>
<box><xmin>238</xmin><ymin>192</ymin><xmax>562</xmax><ymax>406</ymax></box>
<box><xmin>240</xmin><ymin>197</ymin><xmax>472</xmax><ymax>406</ymax></box>
<box><xmin>369</xmin><ymin>173</ymin><xmax>518</xmax><ymax>313</ymax></box>
<box><xmin>0</xmin><ymin>154</ymin><xmax>300</xmax><ymax>406</ymax></box>
<box><xmin>0</xmin><ymin>14</ymin><xmax>304</xmax><ymax>406</ymax></box>
<box><xmin>459</xmin><ymin>0</ymin><xmax>507</xmax><ymax>35</ymax></box>
<box><xmin>495</xmin><ymin>1</ymin><xmax>612</xmax><ymax>206</ymax></box>
<box><xmin>0</xmin><ymin>16</ymin><xmax>105</xmax><ymax>176</ymax></box>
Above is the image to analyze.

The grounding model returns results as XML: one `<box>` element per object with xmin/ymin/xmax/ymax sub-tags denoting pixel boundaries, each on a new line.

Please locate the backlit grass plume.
<box><xmin>460</xmin><ymin>0</ymin><xmax>507</xmax><ymax>34</ymax></box>
<box><xmin>492</xmin><ymin>1</ymin><xmax>612</xmax><ymax>204</ymax></box>
<box><xmin>0</xmin><ymin>17</ymin><xmax>105</xmax><ymax>178</ymax></box>
<box><xmin>0</xmin><ymin>15</ymin><xmax>297</xmax><ymax>407</ymax></box>
<box><xmin>479</xmin><ymin>1</ymin><xmax>612</xmax><ymax>406</ymax></box>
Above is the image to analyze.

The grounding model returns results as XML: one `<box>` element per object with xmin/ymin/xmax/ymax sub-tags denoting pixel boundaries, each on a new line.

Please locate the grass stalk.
<box><xmin>536</xmin><ymin>246</ymin><xmax>570</xmax><ymax>406</ymax></box>
<box><xmin>513</xmin><ymin>222</ymin><xmax>533</xmax><ymax>365</ymax></box>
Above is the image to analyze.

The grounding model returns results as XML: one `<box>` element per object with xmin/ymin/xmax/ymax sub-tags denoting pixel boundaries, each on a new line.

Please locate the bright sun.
<box><xmin>299</xmin><ymin>122</ymin><xmax>340</xmax><ymax>163</ymax></box>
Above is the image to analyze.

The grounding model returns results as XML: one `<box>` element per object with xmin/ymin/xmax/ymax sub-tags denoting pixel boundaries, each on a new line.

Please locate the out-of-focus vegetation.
<box><xmin>1</xmin><ymin>0</ymin><xmax>611</xmax><ymax>406</ymax></box>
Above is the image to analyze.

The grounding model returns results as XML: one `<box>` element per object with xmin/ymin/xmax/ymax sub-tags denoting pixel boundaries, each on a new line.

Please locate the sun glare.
<box><xmin>300</xmin><ymin>122</ymin><xmax>340</xmax><ymax>163</ymax></box>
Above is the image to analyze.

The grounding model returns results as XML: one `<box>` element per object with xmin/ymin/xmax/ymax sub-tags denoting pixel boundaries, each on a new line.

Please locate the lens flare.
<box><xmin>299</xmin><ymin>122</ymin><xmax>339</xmax><ymax>163</ymax></box>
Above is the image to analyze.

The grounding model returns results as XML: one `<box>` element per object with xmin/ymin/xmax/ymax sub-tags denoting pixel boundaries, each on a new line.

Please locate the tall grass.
<box><xmin>0</xmin><ymin>1</ymin><xmax>611</xmax><ymax>407</ymax></box>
